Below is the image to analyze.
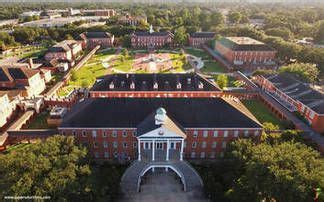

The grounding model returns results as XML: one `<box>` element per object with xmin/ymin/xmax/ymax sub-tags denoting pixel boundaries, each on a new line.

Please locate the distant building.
<box><xmin>79</xmin><ymin>32</ymin><xmax>115</xmax><ymax>49</ymax></box>
<box><xmin>82</xmin><ymin>9</ymin><xmax>116</xmax><ymax>17</ymax></box>
<box><xmin>254</xmin><ymin>73</ymin><xmax>324</xmax><ymax>133</ymax></box>
<box><xmin>0</xmin><ymin>91</ymin><xmax>20</xmax><ymax>128</ymax></box>
<box><xmin>45</xmin><ymin>40</ymin><xmax>83</xmax><ymax>62</ymax></box>
<box><xmin>215</xmin><ymin>37</ymin><xmax>277</xmax><ymax>71</ymax></box>
<box><xmin>40</xmin><ymin>11</ymin><xmax>61</xmax><ymax>19</ymax></box>
<box><xmin>0</xmin><ymin>67</ymin><xmax>47</xmax><ymax>97</ymax></box>
<box><xmin>189</xmin><ymin>32</ymin><xmax>215</xmax><ymax>48</ymax></box>
<box><xmin>19</xmin><ymin>11</ymin><xmax>41</xmax><ymax>18</ymax></box>
<box><xmin>118</xmin><ymin>14</ymin><xmax>147</xmax><ymax>26</ymax></box>
<box><xmin>131</xmin><ymin>25</ymin><xmax>174</xmax><ymax>49</ymax></box>
<box><xmin>249</xmin><ymin>18</ymin><xmax>265</xmax><ymax>28</ymax></box>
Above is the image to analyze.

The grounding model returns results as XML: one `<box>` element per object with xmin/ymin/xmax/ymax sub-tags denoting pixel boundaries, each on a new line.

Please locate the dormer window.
<box><xmin>187</xmin><ymin>78</ymin><xmax>191</xmax><ymax>85</ymax></box>
<box><xmin>153</xmin><ymin>82</ymin><xmax>158</xmax><ymax>89</ymax></box>
<box><xmin>198</xmin><ymin>82</ymin><xmax>204</xmax><ymax>89</ymax></box>
<box><xmin>177</xmin><ymin>82</ymin><xmax>182</xmax><ymax>89</ymax></box>
<box><xmin>121</xmin><ymin>81</ymin><xmax>125</xmax><ymax>87</ymax></box>
<box><xmin>109</xmin><ymin>82</ymin><xmax>114</xmax><ymax>89</ymax></box>
<box><xmin>130</xmin><ymin>82</ymin><xmax>135</xmax><ymax>89</ymax></box>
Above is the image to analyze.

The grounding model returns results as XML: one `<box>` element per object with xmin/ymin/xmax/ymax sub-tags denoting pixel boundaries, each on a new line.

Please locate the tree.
<box><xmin>229</xmin><ymin>139</ymin><xmax>324</xmax><ymax>202</ymax></box>
<box><xmin>0</xmin><ymin>136</ymin><xmax>90</xmax><ymax>200</ymax></box>
<box><xmin>71</xmin><ymin>70</ymin><xmax>78</xmax><ymax>81</ymax></box>
<box><xmin>174</xmin><ymin>26</ymin><xmax>187</xmax><ymax>46</ymax></box>
<box><xmin>265</xmin><ymin>28</ymin><xmax>293</xmax><ymax>41</ymax></box>
<box><xmin>315</xmin><ymin>21</ymin><xmax>324</xmax><ymax>44</ymax></box>
<box><xmin>228</xmin><ymin>11</ymin><xmax>242</xmax><ymax>24</ymax></box>
<box><xmin>215</xmin><ymin>74</ymin><xmax>228</xmax><ymax>89</ymax></box>
<box><xmin>279</xmin><ymin>63</ymin><xmax>319</xmax><ymax>83</ymax></box>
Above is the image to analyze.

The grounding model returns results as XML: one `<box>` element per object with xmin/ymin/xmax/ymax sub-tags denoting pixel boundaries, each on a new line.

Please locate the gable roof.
<box><xmin>60</xmin><ymin>98</ymin><xmax>262</xmax><ymax>129</ymax></box>
<box><xmin>0</xmin><ymin>67</ymin><xmax>38</xmax><ymax>82</ymax></box>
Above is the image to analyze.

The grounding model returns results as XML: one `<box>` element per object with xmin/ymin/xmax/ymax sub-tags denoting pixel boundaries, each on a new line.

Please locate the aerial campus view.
<box><xmin>0</xmin><ymin>0</ymin><xmax>323</xmax><ymax>201</ymax></box>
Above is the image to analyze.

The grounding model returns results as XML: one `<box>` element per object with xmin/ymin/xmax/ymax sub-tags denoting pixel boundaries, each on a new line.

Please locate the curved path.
<box><xmin>120</xmin><ymin>160</ymin><xmax>203</xmax><ymax>194</ymax></box>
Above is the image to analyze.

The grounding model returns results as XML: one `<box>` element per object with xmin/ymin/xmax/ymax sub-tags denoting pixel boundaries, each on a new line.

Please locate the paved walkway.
<box><xmin>120</xmin><ymin>168</ymin><xmax>207</xmax><ymax>202</ymax></box>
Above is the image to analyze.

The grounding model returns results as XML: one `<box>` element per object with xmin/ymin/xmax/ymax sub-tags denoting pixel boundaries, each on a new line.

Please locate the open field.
<box><xmin>242</xmin><ymin>100</ymin><xmax>286</xmax><ymax>128</ymax></box>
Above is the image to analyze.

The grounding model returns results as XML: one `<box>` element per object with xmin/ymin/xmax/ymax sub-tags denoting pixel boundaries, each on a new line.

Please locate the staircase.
<box><xmin>120</xmin><ymin>160</ymin><xmax>203</xmax><ymax>194</ymax></box>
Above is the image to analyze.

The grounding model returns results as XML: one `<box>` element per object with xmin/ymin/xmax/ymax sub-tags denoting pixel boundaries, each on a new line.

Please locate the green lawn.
<box><xmin>26</xmin><ymin>111</ymin><xmax>51</xmax><ymax>129</ymax></box>
<box><xmin>185</xmin><ymin>48</ymin><xmax>210</xmax><ymax>60</ymax></box>
<box><xmin>58</xmin><ymin>49</ymin><xmax>116</xmax><ymax>96</ymax></box>
<box><xmin>112</xmin><ymin>55</ymin><xmax>134</xmax><ymax>72</ymax></box>
<box><xmin>242</xmin><ymin>100</ymin><xmax>285</xmax><ymax>128</ymax></box>
<box><xmin>170</xmin><ymin>53</ymin><xmax>190</xmax><ymax>72</ymax></box>
<box><xmin>201</xmin><ymin>61</ymin><xmax>226</xmax><ymax>73</ymax></box>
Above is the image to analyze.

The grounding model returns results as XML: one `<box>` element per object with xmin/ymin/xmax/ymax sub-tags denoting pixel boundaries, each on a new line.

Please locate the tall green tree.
<box><xmin>229</xmin><ymin>139</ymin><xmax>324</xmax><ymax>202</ymax></box>
<box><xmin>279</xmin><ymin>63</ymin><xmax>319</xmax><ymax>83</ymax></box>
<box><xmin>174</xmin><ymin>26</ymin><xmax>187</xmax><ymax>46</ymax></box>
<box><xmin>215</xmin><ymin>74</ymin><xmax>228</xmax><ymax>89</ymax></box>
<box><xmin>0</xmin><ymin>136</ymin><xmax>90</xmax><ymax>200</ymax></box>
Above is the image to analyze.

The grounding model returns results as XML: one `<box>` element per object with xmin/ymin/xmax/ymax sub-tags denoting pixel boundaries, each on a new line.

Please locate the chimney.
<box><xmin>28</xmin><ymin>58</ymin><xmax>34</xmax><ymax>69</ymax></box>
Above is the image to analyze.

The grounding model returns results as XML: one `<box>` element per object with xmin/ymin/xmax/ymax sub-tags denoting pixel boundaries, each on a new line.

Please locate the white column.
<box><xmin>138</xmin><ymin>139</ymin><xmax>141</xmax><ymax>161</ymax></box>
<box><xmin>166</xmin><ymin>139</ymin><xmax>170</xmax><ymax>161</ymax></box>
<box><xmin>180</xmin><ymin>139</ymin><xmax>184</xmax><ymax>161</ymax></box>
<box><xmin>152</xmin><ymin>140</ymin><xmax>155</xmax><ymax>161</ymax></box>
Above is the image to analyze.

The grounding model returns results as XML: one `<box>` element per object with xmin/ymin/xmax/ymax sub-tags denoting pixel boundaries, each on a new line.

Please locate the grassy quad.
<box><xmin>242</xmin><ymin>100</ymin><xmax>286</xmax><ymax>129</ymax></box>
<box><xmin>185</xmin><ymin>48</ymin><xmax>226</xmax><ymax>73</ymax></box>
<box><xmin>58</xmin><ymin>49</ymin><xmax>117</xmax><ymax>96</ymax></box>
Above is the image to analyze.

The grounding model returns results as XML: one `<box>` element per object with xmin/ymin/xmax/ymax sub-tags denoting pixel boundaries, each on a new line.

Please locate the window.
<box><xmin>254</xmin><ymin>131</ymin><xmax>260</xmax><ymax>136</ymax></box>
<box><xmin>104</xmin><ymin>152</ymin><xmax>109</xmax><ymax>158</ymax></box>
<box><xmin>223</xmin><ymin>131</ymin><xmax>228</xmax><ymax>138</ymax></box>
<box><xmin>210</xmin><ymin>152</ymin><xmax>216</xmax><ymax>158</ymax></box>
<box><xmin>200</xmin><ymin>152</ymin><xmax>205</xmax><ymax>158</ymax></box>
<box><xmin>222</xmin><ymin>142</ymin><xmax>227</xmax><ymax>149</ymax></box>
<box><xmin>113</xmin><ymin>142</ymin><xmax>118</xmax><ymax>148</ymax></box>
<box><xmin>112</xmin><ymin>130</ymin><xmax>117</xmax><ymax>137</ymax></box>
<box><xmin>213</xmin><ymin>131</ymin><xmax>218</xmax><ymax>137</ymax></box>
<box><xmin>103</xmin><ymin>141</ymin><xmax>108</xmax><ymax>148</ymax></box>
<box><xmin>234</xmin><ymin>130</ymin><xmax>239</xmax><ymax>137</ymax></box>
<box><xmin>212</xmin><ymin>141</ymin><xmax>217</xmax><ymax>148</ymax></box>
<box><xmin>203</xmin><ymin>130</ymin><xmax>208</xmax><ymax>138</ymax></box>
<box><xmin>133</xmin><ymin>131</ymin><xmax>137</xmax><ymax>137</ymax></box>
<box><xmin>193</xmin><ymin>130</ymin><xmax>198</xmax><ymax>138</ymax></box>
<box><xmin>201</xmin><ymin>141</ymin><xmax>207</xmax><ymax>148</ymax></box>
<box><xmin>94</xmin><ymin>142</ymin><xmax>98</xmax><ymax>148</ymax></box>
<box><xmin>192</xmin><ymin>142</ymin><xmax>197</xmax><ymax>148</ymax></box>
<box><xmin>123</xmin><ymin>142</ymin><xmax>128</xmax><ymax>148</ymax></box>
<box><xmin>191</xmin><ymin>152</ymin><xmax>196</xmax><ymax>158</ymax></box>
<box><xmin>122</xmin><ymin>130</ymin><xmax>127</xmax><ymax>137</ymax></box>
<box><xmin>309</xmin><ymin>111</ymin><xmax>315</xmax><ymax>119</ymax></box>
<box><xmin>244</xmin><ymin>130</ymin><xmax>249</xmax><ymax>137</ymax></box>
<box><xmin>133</xmin><ymin>142</ymin><xmax>137</xmax><ymax>148</ymax></box>
<box><xmin>92</xmin><ymin>130</ymin><xmax>97</xmax><ymax>138</ymax></box>
<box><xmin>102</xmin><ymin>131</ymin><xmax>107</xmax><ymax>137</ymax></box>
<box><xmin>82</xmin><ymin>131</ymin><xmax>87</xmax><ymax>137</ymax></box>
<box><xmin>94</xmin><ymin>152</ymin><xmax>99</xmax><ymax>158</ymax></box>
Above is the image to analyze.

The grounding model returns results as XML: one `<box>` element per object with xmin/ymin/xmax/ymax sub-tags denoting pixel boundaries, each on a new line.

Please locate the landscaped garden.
<box><xmin>242</xmin><ymin>100</ymin><xmax>287</xmax><ymax>129</ymax></box>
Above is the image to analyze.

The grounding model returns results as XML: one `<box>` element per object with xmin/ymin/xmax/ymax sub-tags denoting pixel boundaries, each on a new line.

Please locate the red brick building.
<box><xmin>59</xmin><ymin>73</ymin><xmax>262</xmax><ymax>161</ymax></box>
<box><xmin>253</xmin><ymin>74</ymin><xmax>324</xmax><ymax>133</ymax></box>
<box><xmin>189</xmin><ymin>32</ymin><xmax>215</xmax><ymax>48</ymax></box>
<box><xmin>79</xmin><ymin>32</ymin><xmax>115</xmax><ymax>49</ymax></box>
<box><xmin>44</xmin><ymin>40</ymin><xmax>83</xmax><ymax>61</ymax></box>
<box><xmin>118</xmin><ymin>14</ymin><xmax>147</xmax><ymax>26</ymax></box>
<box><xmin>215</xmin><ymin>37</ymin><xmax>277</xmax><ymax>71</ymax></box>
<box><xmin>131</xmin><ymin>26</ymin><xmax>174</xmax><ymax>49</ymax></box>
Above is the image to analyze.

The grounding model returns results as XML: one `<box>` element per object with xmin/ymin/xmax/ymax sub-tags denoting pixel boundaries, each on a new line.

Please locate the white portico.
<box><xmin>136</xmin><ymin>108</ymin><xmax>186</xmax><ymax>162</ymax></box>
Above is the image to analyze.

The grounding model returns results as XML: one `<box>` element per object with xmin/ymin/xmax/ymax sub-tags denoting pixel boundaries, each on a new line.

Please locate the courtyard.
<box><xmin>121</xmin><ymin>169</ymin><xmax>207</xmax><ymax>202</ymax></box>
<box><xmin>57</xmin><ymin>49</ymin><xmax>193</xmax><ymax>97</ymax></box>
